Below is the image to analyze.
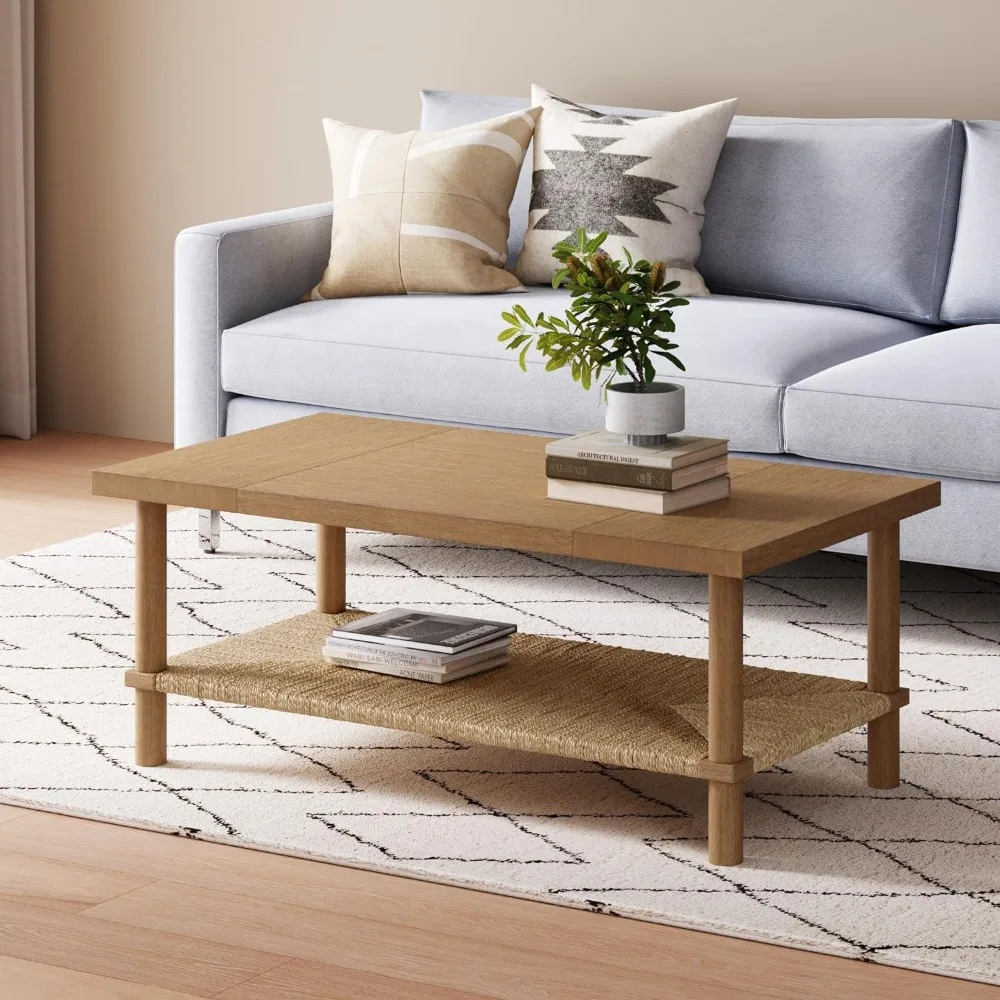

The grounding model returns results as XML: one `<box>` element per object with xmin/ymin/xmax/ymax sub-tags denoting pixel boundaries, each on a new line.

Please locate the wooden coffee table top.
<box><xmin>93</xmin><ymin>413</ymin><xmax>940</xmax><ymax>577</ymax></box>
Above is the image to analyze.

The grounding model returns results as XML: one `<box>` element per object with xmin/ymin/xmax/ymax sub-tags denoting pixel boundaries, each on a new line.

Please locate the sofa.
<box><xmin>174</xmin><ymin>91</ymin><xmax>1000</xmax><ymax>572</ymax></box>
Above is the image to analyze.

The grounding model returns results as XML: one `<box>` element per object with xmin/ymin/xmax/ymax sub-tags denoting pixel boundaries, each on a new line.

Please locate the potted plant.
<box><xmin>498</xmin><ymin>229</ymin><xmax>689</xmax><ymax>446</ymax></box>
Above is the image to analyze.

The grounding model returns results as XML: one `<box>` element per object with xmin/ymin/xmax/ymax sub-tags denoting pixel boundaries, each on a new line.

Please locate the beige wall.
<box><xmin>35</xmin><ymin>0</ymin><xmax>1000</xmax><ymax>443</ymax></box>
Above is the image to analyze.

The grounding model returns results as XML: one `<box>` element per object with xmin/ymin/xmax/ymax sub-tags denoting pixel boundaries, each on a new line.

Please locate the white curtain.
<box><xmin>0</xmin><ymin>0</ymin><xmax>34</xmax><ymax>439</ymax></box>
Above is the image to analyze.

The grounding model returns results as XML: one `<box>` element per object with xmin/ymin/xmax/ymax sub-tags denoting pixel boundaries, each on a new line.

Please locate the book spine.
<box><xmin>547</xmin><ymin>477</ymin><xmax>663</xmax><ymax>513</ymax></box>
<box><xmin>324</xmin><ymin>656</ymin><xmax>448</xmax><ymax>683</ymax></box>
<box><xmin>324</xmin><ymin>639</ymin><xmax>443</xmax><ymax>667</ymax></box>
<box><xmin>545</xmin><ymin>440</ymin><xmax>728</xmax><ymax>470</ymax></box>
<box><xmin>545</xmin><ymin>443</ymin><xmax>679</xmax><ymax>470</ymax></box>
<box><xmin>546</xmin><ymin>455</ymin><xmax>673</xmax><ymax>490</ymax></box>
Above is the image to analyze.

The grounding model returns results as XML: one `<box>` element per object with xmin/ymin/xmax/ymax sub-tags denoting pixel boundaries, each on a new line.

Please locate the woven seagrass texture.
<box><xmin>161</xmin><ymin>610</ymin><xmax>894</xmax><ymax>775</ymax></box>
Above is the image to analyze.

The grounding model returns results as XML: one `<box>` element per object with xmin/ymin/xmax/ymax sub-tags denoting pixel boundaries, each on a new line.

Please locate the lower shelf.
<box><xmin>146</xmin><ymin>610</ymin><xmax>901</xmax><ymax>778</ymax></box>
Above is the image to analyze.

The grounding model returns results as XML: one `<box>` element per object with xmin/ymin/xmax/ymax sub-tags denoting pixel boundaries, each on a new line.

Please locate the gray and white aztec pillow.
<box><xmin>515</xmin><ymin>86</ymin><xmax>737</xmax><ymax>296</ymax></box>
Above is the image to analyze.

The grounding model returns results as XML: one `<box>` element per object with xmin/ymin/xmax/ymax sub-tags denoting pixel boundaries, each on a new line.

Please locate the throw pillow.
<box><xmin>515</xmin><ymin>86</ymin><xmax>737</xmax><ymax>296</ymax></box>
<box><xmin>310</xmin><ymin>109</ymin><xmax>539</xmax><ymax>299</ymax></box>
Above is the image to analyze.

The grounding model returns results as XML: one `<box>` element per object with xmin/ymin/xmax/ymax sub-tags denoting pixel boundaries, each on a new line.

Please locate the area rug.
<box><xmin>1</xmin><ymin>510</ymin><xmax>998</xmax><ymax>986</ymax></box>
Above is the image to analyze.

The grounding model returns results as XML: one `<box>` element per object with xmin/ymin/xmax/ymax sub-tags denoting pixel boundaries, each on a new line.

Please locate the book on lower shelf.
<box><xmin>547</xmin><ymin>474</ymin><xmax>731</xmax><ymax>514</ymax></box>
<box><xmin>324</xmin><ymin>634</ymin><xmax>510</xmax><ymax>668</ymax></box>
<box><xmin>323</xmin><ymin>608</ymin><xmax>515</xmax><ymax>683</ymax></box>
<box><xmin>322</xmin><ymin>651</ymin><xmax>508</xmax><ymax>684</ymax></box>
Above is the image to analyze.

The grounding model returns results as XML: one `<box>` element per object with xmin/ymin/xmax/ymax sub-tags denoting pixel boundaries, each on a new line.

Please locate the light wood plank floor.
<box><xmin>0</xmin><ymin>430</ymin><xmax>996</xmax><ymax>1000</ymax></box>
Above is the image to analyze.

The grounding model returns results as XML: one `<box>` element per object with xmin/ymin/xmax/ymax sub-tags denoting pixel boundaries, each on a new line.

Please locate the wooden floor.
<box><xmin>0</xmin><ymin>429</ymin><xmax>996</xmax><ymax>1000</ymax></box>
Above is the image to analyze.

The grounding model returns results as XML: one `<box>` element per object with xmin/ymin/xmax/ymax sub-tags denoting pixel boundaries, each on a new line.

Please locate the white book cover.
<box><xmin>323</xmin><ymin>635</ymin><xmax>510</xmax><ymax>668</ymax></box>
<box><xmin>545</xmin><ymin>430</ymin><xmax>728</xmax><ymax>470</ymax></box>
<box><xmin>547</xmin><ymin>475</ymin><xmax>730</xmax><ymax>514</ymax></box>
<box><xmin>323</xmin><ymin>653</ymin><xmax>508</xmax><ymax>684</ymax></box>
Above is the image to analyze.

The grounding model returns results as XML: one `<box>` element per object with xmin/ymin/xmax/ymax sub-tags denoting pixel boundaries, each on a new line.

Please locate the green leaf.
<box><xmin>506</xmin><ymin>231</ymin><xmax>687</xmax><ymax>392</ymax></box>
<box><xmin>653</xmin><ymin>351</ymin><xmax>686</xmax><ymax>371</ymax></box>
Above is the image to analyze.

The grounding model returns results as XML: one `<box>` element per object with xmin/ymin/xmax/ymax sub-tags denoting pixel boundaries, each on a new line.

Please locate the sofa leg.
<box><xmin>198</xmin><ymin>509</ymin><xmax>220</xmax><ymax>553</ymax></box>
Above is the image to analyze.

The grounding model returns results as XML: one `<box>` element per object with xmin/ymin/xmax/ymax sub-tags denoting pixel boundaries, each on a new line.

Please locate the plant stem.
<box><xmin>628</xmin><ymin>349</ymin><xmax>645</xmax><ymax>390</ymax></box>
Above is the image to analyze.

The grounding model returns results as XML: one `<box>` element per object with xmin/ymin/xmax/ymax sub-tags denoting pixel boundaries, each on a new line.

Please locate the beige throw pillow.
<box><xmin>516</xmin><ymin>86</ymin><xmax>737</xmax><ymax>296</ymax></box>
<box><xmin>310</xmin><ymin>109</ymin><xmax>539</xmax><ymax>298</ymax></box>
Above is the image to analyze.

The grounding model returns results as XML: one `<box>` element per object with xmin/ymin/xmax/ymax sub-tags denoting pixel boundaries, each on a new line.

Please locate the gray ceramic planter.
<box><xmin>605</xmin><ymin>382</ymin><xmax>685</xmax><ymax>446</ymax></box>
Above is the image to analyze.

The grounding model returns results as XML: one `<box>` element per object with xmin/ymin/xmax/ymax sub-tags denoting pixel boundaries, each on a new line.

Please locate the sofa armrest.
<box><xmin>173</xmin><ymin>202</ymin><xmax>333</xmax><ymax>447</ymax></box>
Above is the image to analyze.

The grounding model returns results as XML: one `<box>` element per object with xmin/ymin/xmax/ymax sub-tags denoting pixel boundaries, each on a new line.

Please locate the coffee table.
<box><xmin>93</xmin><ymin>413</ymin><xmax>940</xmax><ymax>865</ymax></box>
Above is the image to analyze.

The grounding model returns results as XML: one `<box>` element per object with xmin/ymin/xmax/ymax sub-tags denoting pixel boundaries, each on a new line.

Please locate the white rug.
<box><xmin>1</xmin><ymin>510</ymin><xmax>998</xmax><ymax>986</ymax></box>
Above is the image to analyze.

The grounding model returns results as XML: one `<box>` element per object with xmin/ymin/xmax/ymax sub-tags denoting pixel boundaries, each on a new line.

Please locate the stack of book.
<box><xmin>545</xmin><ymin>430</ymin><xmax>730</xmax><ymax>514</ymax></box>
<box><xmin>322</xmin><ymin>608</ymin><xmax>515</xmax><ymax>684</ymax></box>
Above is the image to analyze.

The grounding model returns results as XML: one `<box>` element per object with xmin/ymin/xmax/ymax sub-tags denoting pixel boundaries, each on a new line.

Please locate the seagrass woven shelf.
<box><xmin>135</xmin><ymin>610</ymin><xmax>903</xmax><ymax>777</ymax></box>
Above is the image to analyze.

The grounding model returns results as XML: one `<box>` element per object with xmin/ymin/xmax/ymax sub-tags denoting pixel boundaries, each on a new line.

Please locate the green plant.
<box><xmin>498</xmin><ymin>228</ymin><xmax>688</xmax><ymax>394</ymax></box>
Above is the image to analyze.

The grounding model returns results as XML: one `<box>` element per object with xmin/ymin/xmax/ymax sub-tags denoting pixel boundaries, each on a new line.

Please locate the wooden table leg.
<box><xmin>868</xmin><ymin>521</ymin><xmax>901</xmax><ymax>788</ymax></box>
<box><xmin>316</xmin><ymin>525</ymin><xmax>346</xmax><ymax>614</ymax></box>
<box><xmin>707</xmin><ymin>575</ymin><xmax>744</xmax><ymax>865</ymax></box>
<box><xmin>135</xmin><ymin>501</ymin><xmax>167</xmax><ymax>766</ymax></box>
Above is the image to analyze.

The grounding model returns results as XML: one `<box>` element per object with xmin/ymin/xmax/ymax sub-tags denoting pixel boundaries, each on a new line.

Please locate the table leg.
<box><xmin>135</xmin><ymin>501</ymin><xmax>167</xmax><ymax>766</ymax></box>
<box><xmin>316</xmin><ymin>525</ymin><xmax>346</xmax><ymax>614</ymax></box>
<box><xmin>707</xmin><ymin>575</ymin><xmax>744</xmax><ymax>865</ymax></box>
<box><xmin>868</xmin><ymin>522</ymin><xmax>901</xmax><ymax>788</ymax></box>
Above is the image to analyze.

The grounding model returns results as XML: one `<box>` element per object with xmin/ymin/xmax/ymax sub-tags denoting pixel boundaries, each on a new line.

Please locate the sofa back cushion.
<box><xmin>421</xmin><ymin>90</ymin><xmax>965</xmax><ymax>324</ymax></box>
<box><xmin>700</xmin><ymin>117</ymin><xmax>964</xmax><ymax>324</ymax></box>
<box><xmin>940</xmin><ymin>121</ymin><xmax>1000</xmax><ymax>325</ymax></box>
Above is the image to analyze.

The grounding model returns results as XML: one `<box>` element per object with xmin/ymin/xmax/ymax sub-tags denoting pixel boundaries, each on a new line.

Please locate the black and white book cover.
<box><xmin>329</xmin><ymin>608</ymin><xmax>516</xmax><ymax>653</ymax></box>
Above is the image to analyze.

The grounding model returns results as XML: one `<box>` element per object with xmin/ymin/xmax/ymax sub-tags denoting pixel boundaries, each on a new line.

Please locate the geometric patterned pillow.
<box><xmin>310</xmin><ymin>109</ymin><xmax>540</xmax><ymax>299</ymax></box>
<box><xmin>515</xmin><ymin>86</ymin><xmax>737</xmax><ymax>296</ymax></box>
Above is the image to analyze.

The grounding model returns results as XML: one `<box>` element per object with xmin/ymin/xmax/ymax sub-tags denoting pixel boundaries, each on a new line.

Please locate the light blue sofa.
<box><xmin>174</xmin><ymin>93</ymin><xmax>1000</xmax><ymax>572</ymax></box>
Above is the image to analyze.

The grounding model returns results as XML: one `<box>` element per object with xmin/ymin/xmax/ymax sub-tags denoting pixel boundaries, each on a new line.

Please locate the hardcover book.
<box><xmin>323</xmin><ymin>653</ymin><xmax>508</xmax><ymax>684</ymax></box>
<box><xmin>329</xmin><ymin>608</ymin><xmax>516</xmax><ymax>653</ymax></box>
<box><xmin>323</xmin><ymin>634</ymin><xmax>510</xmax><ymax>668</ymax></box>
<box><xmin>546</xmin><ymin>454</ymin><xmax>728</xmax><ymax>492</ymax></box>
<box><xmin>547</xmin><ymin>474</ymin><xmax>730</xmax><ymax>514</ymax></box>
<box><xmin>545</xmin><ymin>430</ymin><xmax>728</xmax><ymax>470</ymax></box>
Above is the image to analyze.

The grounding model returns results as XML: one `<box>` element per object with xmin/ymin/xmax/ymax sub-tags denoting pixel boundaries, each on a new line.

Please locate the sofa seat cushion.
<box><xmin>220</xmin><ymin>290</ymin><xmax>925</xmax><ymax>453</ymax></box>
<box><xmin>784</xmin><ymin>325</ymin><xmax>1000</xmax><ymax>481</ymax></box>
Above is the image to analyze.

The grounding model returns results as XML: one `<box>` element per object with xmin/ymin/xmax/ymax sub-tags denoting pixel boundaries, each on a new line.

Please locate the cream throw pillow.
<box><xmin>310</xmin><ymin>109</ymin><xmax>539</xmax><ymax>298</ymax></box>
<box><xmin>516</xmin><ymin>86</ymin><xmax>737</xmax><ymax>296</ymax></box>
